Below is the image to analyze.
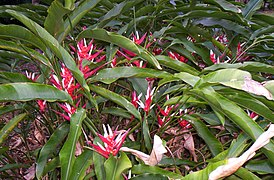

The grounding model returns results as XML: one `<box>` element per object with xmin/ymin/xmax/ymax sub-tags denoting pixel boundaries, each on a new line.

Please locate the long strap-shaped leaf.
<box><xmin>60</xmin><ymin>108</ymin><xmax>86</xmax><ymax>180</ymax></box>
<box><xmin>69</xmin><ymin>149</ymin><xmax>93</xmax><ymax>180</ymax></box>
<box><xmin>186</xmin><ymin>115</ymin><xmax>223</xmax><ymax>157</ymax></box>
<box><xmin>36</xmin><ymin>122</ymin><xmax>70</xmax><ymax>179</ymax></box>
<box><xmin>58</xmin><ymin>0</ymin><xmax>102</xmax><ymax>42</ymax></box>
<box><xmin>0</xmin><ymin>25</ymin><xmax>47</xmax><ymax>51</ymax></box>
<box><xmin>104</xmin><ymin>152</ymin><xmax>132</xmax><ymax>180</ymax></box>
<box><xmin>0</xmin><ymin>39</ymin><xmax>52</xmax><ymax>68</ymax></box>
<box><xmin>89</xmin><ymin>85</ymin><xmax>141</xmax><ymax>120</ymax></box>
<box><xmin>0</xmin><ymin>83</ymin><xmax>72</xmax><ymax>103</ymax></box>
<box><xmin>44</xmin><ymin>0</ymin><xmax>70</xmax><ymax>38</ymax></box>
<box><xmin>89</xmin><ymin>66</ymin><xmax>171</xmax><ymax>84</ymax></box>
<box><xmin>242</xmin><ymin>0</ymin><xmax>264</xmax><ymax>20</ymax></box>
<box><xmin>189</xmin><ymin>87</ymin><xmax>274</xmax><ymax>164</ymax></box>
<box><xmin>0</xmin><ymin>113</ymin><xmax>27</xmax><ymax>145</ymax></box>
<box><xmin>77</xmin><ymin>28</ymin><xmax>161</xmax><ymax>69</ymax></box>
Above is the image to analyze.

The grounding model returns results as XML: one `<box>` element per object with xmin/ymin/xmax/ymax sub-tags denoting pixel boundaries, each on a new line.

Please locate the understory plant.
<box><xmin>0</xmin><ymin>0</ymin><xmax>274</xmax><ymax>179</ymax></box>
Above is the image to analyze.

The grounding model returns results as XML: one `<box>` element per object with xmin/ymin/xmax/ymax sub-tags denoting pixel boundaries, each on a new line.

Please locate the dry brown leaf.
<box><xmin>121</xmin><ymin>135</ymin><xmax>167</xmax><ymax>165</ymax></box>
<box><xmin>209</xmin><ymin>124</ymin><xmax>274</xmax><ymax>180</ymax></box>
<box><xmin>75</xmin><ymin>141</ymin><xmax>83</xmax><ymax>156</ymax></box>
<box><xmin>242</xmin><ymin>77</ymin><xmax>273</xmax><ymax>100</ymax></box>
<box><xmin>23</xmin><ymin>164</ymin><xmax>35</xmax><ymax>180</ymax></box>
<box><xmin>183</xmin><ymin>133</ymin><xmax>197</xmax><ymax>162</ymax></box>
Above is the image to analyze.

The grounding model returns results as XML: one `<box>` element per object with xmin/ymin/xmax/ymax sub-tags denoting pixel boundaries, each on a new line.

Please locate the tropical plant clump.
<box><xmin>0</xmin><ymin>0</ymin><xmax>274</xmax><ymax>179</ymax></box>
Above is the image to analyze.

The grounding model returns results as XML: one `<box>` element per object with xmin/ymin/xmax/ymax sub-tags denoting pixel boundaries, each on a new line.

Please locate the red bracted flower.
<box><xmin>248</xmin><ymin>111</ymin><xmax>258</xmax><ymax>120</ymax></box>
<box><xmin>179</xmin><ymin>119</ymin><xmax>191</xmax><ymax>129</ymax></box>
<box><xmin>210</xmin><ymin>50</ymin><xmax>219</xmax><ymax>64</ymax></box>
<box><xmin>153</xmin><ymin>47</ymin><xmax>162</xmax><ymax>55</ymax></box>
<box><xmin>137</xmin><ymin>85</ymin><xmax>156</xmax><ymax>114</ymax></box>
<box><xmin>157</xmin><ymin>95</ymin><xmax>174</xmax><ymax>126</ymax></box>
<box><xmin>50</xmin><ymin>64</ymin><xmax>79</xmax><ymax>99</ymax></box>
<box><xmin>236</xmin><ymin>42</ymin><xmax>251</xmax><ymax>62</ymax></box>
<box><xmin>178</xmin><ymin>109</ymin><xmax>192</xmax><ymax>129</ymax></box>
<box><xmin>53</xmin><ymin>103</ymin><xmax>77</xmax><ymax>121</ymax></box>
<box><xmin>37</xmin><ymin>100</ymin><xmax>47</xmax><ymax>113</ymax></box>
<box><xmin>168</xmin><ymin>51</ymin><xmax>188</xmax><ymax>63</ymax></box>
<box><xmin>90</xmin><ymin>124</ymin><xmax>130</xmax><ymax>158</ymax></box>
<box><xmin>131</xmin><ymin>91</ymin><xmax>142</xmax><ymax>108</ymax></box>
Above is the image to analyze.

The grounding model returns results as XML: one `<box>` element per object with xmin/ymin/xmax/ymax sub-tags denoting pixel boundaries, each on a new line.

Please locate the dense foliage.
<box><xmin>0</xmin><ymin>0</ymin><xmax>273</xmax><ymax>179</ymax></box>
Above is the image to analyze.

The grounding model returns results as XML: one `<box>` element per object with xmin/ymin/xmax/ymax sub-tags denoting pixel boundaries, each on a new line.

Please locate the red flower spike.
<box><xmin>133</xmin><ymin>32</ymin><xmax>147</xmax><ymax>45</ymax></box>
<box><xmin>138</xmin><ymin>85</ymin><xmax>156</xmax><ymax>114</ymax></box>
<box><xmin>131</xmin><ymin>91</ymin><xmax>139</xmax><ymax>108</ymax></box>
<box><xmin>168</xmin><ymin>51</ymin><xmax>188</xmax><ymax>63</ymax></box>
<box><xmin>37</xmin><ymin>100</ymin><xmax>46</xmax><ymax>113</ymax></box>
<box><xmin>90</xmin><ymin>124</ymin><xmax>130</xmax><ymax>158</ymax></box>
<box><xmin>249</xmin><ymin>111</ymin><xmax>258</xmax><ymax>120</ymax></box>
<box><xmin>111</xmin><ymin>57</ymin><xmax>117</xmax><ymax>67</ymax></box>
<box><xmin>153</xmin><ymin>48</ymin><xmax>162</xmax><ymax>55</ymax></box>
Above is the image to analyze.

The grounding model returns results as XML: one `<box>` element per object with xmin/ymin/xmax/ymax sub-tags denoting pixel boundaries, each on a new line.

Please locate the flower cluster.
<box><xmin>89</xmin><ymin>124</ymin><xmax>129</xmax><ymax>158</ymax></box>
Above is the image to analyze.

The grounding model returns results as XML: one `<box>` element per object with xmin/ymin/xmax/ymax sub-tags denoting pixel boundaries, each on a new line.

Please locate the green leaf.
<box><xmin>93</xmin><ymin>150</ymin><xmax>106</xmax><ymax>180</ymax></box>
<box><xmin>0</xmin><ymin>104</ymin><xmax>25</xmax><ymax>116</ymax></box>
<box><xmin>89</xmin><ymin>85</ymin><xmax>141</xmax><ymax>120</ymax></box>
<box><xmin>250</xmin><ymin>25</ymin><xmax>274</xmax><ymax>40</ymax></box>
<box><xmin>36</xmin><ymin>122</ymin><xmax>70</xmax><ymax>179</ymax></box>
<box><xmin>205</xmin><ymin>0</ymin><xmax>241</xmax><ymax>13</ymax></box>
<box><xmin>186</xmin><ymin>115</ymin><xmax>223</xmax><ymax>156</ymax></box>
<box><xmin>0</xmin><ymin>39</ymin><xmax>52</xmax><ymax>68</ymax></box>
<box><xmin>65</xmin><ymin>0</ymin><xmax>76</xmax><ymax>10</ymax></box>
<box><xmin>0</xmin><ymin>24</ymin><xmax>47</xmax><ymax>51</ymax></box>
<box><xmin>60</xmin><ymin>108</ymin><xmax>86</xmax><ymax>180</ymax></box>
<box><xmin>142</xmin><ymin>117</ymin><xmax>152</xmax><ymax>151</ymax></box>
<box><xmin>0</xmin><ymin>72</ymin><xmax>33</xmax><ymax>83</ymax></box>
<box><xmin>235</xmin><ymin>167</ymin><xmax>261</xmax><ymax>180</ymax></box>
<box><xmin>104</xmin><ymin>152</ymin><xmax>132</xmax><ymax>180</ymax></box>
<box><xmin>102</xmin><ymin>107</ymin><xmax>132</xmax><ymax>119</ymax></box>
<box><xmin>0</xmin><ymin>83</ymin><xmax>72</xmax><ymax>103</ymax></box>
<box><xmin>0</xmin><ymin>113</ymin><xmax>26</xmax><ymax>145</ymax></box>
<box><xmin>131</xmin><ymin>174</ymin><xmax>168</xmax><ymax>180</ymax></box>
<box><xmin>58</xmin><ymin>0</ymin><xmax>102</xmax><ymax>42</ymax></box>
<box><xmin>69</xmin><ymin>149</ymin><xmax>93</xmax><ymax>180</ymax></box>
<box><xmin>227</xmin><ymin>133</ymin><xmax>249</xmax><ymax>158</ymax></box>
<box><xmin>203</xmin><ymin>62</ymin><xmax>274</xmax><ymax>75</ymax></box>
<box><xmin>242</xmin><ymin>0</ymin><xmax>264</xmax><ymax>20</ymax></box>
<box><xmin>156</xmin><ymin>55</ymin><xmax>199</xmax><ymax>75</ymax></box>
<box><xmin>44</xmin><ymin>0</ymin><xmax>70</xmax><ymax>37</ymax></box>
<box><xmin>183</xmin><ymin>160</ymin><xmax>227</xmax><ymax>179</ymax></box>
<box><xmin>89</xmin><ymin>67</ymin><xmax>171</xmax><ymax>84</ymax></box>
<box><xmin>132</xmin><ymin>164</ymin><xmax>183</xmax><ymax>179</ymax></box>
<box><xmin>174</xmin><ymin>72</ymin><xmax>200</xmax><ymax>87</ymax></box>
<box><xmin>198</xmin><ymin>69</ymin><xmax>251</xmax><ymax>89</ymax></box>
<box><xmin>189</xmin><ymin>87</ymin><xmax>274</xmax><ymax>164</ymax></box>
<box><xmin>264</xmin><ymin>80</ymin><xmax>274</xmax><ymax>97</ymax></box>
<box><xmin>194</xmin><ymin>18</ymin><xmax>249</xmax><ymax>36</ymax></box>
<box><xmin>77</xmin><ymin>28</ymin><xmax>161</xmax><ymax>69</ymax></box>
<box><xmin>97</xmin><ymin>1</ymin><xmax>127</xmax><ymax>28</ymax></box>
<box><xmin>219</xmin><ymin>88</ymin><xmax>274</xmax><ymax>123</ymax></box>
<box><xmin>0</xmin><ymin>163</ymin><xmax>28</xmax><ymax>172</ymax></box>
<box><xmin>42</xmin><ymin>157</ymin><xmax>60</xmax><ymax>177</ymax></box>
<box><xmin>246</xmin><ymin>160</ymin><xmax>274</xmax><ymax>174</ymax></box>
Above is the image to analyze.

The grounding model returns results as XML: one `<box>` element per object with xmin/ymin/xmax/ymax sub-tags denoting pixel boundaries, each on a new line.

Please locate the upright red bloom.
<box><xmin>168</xmin><ymin>51</ymin><xmax>188</xmax><ymax>63</ymax></box>
<box><xmin>137</xmin><ymin>85</ymin><xmax>156</xmax><ymax>114</ymax></box>
<box><xmin>131</xmin><ymin>91</ymin><xmax>142</xmax><ymax>108</ymax></box>
<box><xmin>90</xmin><ymin>124</ymin><xmax>130</xmax><ymax>158</ymax></box>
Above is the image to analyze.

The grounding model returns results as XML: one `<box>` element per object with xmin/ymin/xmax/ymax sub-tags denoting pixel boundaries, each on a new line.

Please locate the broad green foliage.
<box><xmin>0</xmin><ymin>0</ymin><xmax>273</xmax><ymax>179</ymax></box>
